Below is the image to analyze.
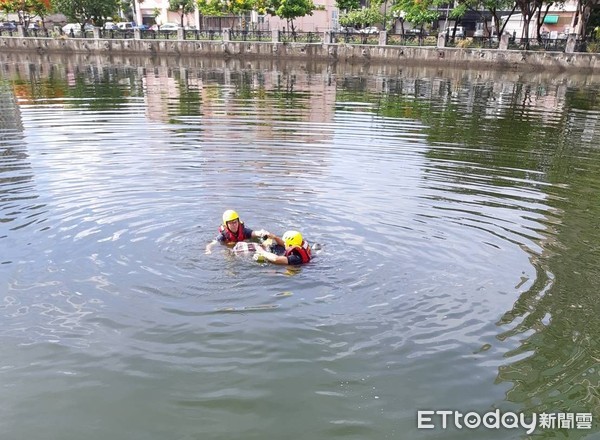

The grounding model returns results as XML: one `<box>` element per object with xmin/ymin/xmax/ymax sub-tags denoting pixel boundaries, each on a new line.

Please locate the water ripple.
<box><xmin>2</xmin><ymin>58</ymin><xmax>599</xmax><ymax>439</ymax></box>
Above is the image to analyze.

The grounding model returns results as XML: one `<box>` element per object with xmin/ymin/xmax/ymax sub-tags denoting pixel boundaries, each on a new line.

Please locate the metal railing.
<box><xmin>508</xmin><ymin>37</ymin><xmax>569</xmax><ymax>52</ymax></box>
<box><xmin>333</xmin><ymin>31</ymin><xmax>379</xmax><ymax>45</ymax></box>
<box><xmin>279</xmin><ymin>31</ymin><xmax>323</xmax><ymax>43</ymax></box>
<box><xmin>230</xmin><ymin>30</ymin><xmax>272</xmax><ymax>42</ymax></box>
<box><xmin>24</xmin><ymin>28</ymin><xmax>51</xmax><ymax>38</ymax></box>
<box><xmin>100</xmin><ymin>29</ymin><xmax>135</xmax><ymax>39</ymax></box>
<box><xmin>140</xmin><ymin>29</ymin><xmax>178</xmax><ymax>40</ymax></box>
<box><xmin>386</xmin><ymin>33</ymin><xmax>437</xmax><ymax>47</ymax></box>
<box><xmin>1</xmin><ymin>25</ymin><xmax>595</xmax><ymax>53</ymax></box>
<box><xmin>183</xmin><ymin>29</ymin><xmax>227</xmax><ymax>41</ymax></box>
<box><xmin>440</xmin><ymin>35</ymin><xmax>500</xmax><ymax>49</ymax></box>
<box><xmin>59</xmin><ymin>28</ymin><xmax>94</xmax><ymax>38</ymax></box>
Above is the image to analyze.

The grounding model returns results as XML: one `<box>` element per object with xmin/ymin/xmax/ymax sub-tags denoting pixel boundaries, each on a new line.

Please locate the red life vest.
<box><xmin>218</xmin><ymin>223</ymin><xmax>248</xmax><ymax>243</ymax></box>
<box><xmin>284</xmin><ymin>241</ymin><xmax>311</xmax><ymax>264</ymax></box>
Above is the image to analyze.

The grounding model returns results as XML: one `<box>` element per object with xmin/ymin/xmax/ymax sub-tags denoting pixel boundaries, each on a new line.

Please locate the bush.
<box><xmin>586</xmin><ymin>41</ymin><xmax>600</xmax><ymax>53</ymax></box>
<box><xmin>456</xmin><ymin>38</ymin><xmax>473</xmax><ymax>48</ymax></box>
<box><xmin>424</xmin><ymin>36</ymin><xmax>437</xmax><ymax>45</ymax></box>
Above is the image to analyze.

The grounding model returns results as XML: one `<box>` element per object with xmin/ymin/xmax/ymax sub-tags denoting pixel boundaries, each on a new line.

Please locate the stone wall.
<box><xmin>2</xmin><ymin>35</ymin><xmax>600</xmax><ymax>73</ymax></box>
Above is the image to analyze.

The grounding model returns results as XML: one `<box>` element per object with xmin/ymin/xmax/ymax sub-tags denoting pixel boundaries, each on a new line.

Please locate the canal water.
<box><xmin>1</xmin><ymin>53</ymin><xmax>600</xmax><ymax>439</ymax></box>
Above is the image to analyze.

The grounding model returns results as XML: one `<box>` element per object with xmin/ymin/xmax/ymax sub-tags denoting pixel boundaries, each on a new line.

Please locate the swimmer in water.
<box><xmin>205</xmin><ymin>209</ymin><xmax>270</xmax><ymax>254</ymax></box>
<box><xmin>253</xmin><ymin>230</ymin><xmax>311</xmax><ymax>265</ymax></box>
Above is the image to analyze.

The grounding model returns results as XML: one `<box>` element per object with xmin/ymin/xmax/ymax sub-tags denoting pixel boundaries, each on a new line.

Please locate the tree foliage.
<box><xmin>479</xmin><ymin>0</ymin><xmax>518</xmax><ymax>36</ymax></box>
<box><xmin>196</xmin><ymin>0</ymin><xmax>255</xmax><ymax>16</ymax></box>
<box><xmin>52</xmin><ymin>0</ymin><xmax>121</xmax><ymax>27</ymax></box>
<box><xmin>335</xmin><ymin>0</ymin><xmax>360</xmax><ymax>12</ymax></box>
<box><xmin>265</xmin><ymin>0</ymin><xmax>315</xmax><ymax>33</ymax></box>
<box><xmin>390</xmin><ymin>0</ymin><xmax>439</xmax><ymax>29</ymax></box>
<box><xmin>571</xmin><ymin>0</ymin><xmax>600</xmax><ymax>38</ymax></box>
<box><xmin>169</xmin><ymin>0</ymin><xmax>196</xmax><ymax>26</ymax></box>
<box><xmin>196</xmin><ymin>0</ymin><xmax>226</xmax><ymax>15</ymax></box>
<box><xmin>229</xmin><ymin>0</ymin><xmax>256</xmax><ymax>13</ymax></box>
<box><xmin>339</xmin><ymin>4</ymin><xmax>383</xmax><ymax>28</ymax></box>
<box><xmin>0</xmin><ymin>0</ymin><xmax>51</xmax><ymax>25</ymax></box>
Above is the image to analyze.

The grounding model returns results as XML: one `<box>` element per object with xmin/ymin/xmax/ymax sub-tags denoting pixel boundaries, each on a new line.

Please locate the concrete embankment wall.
<box><xmin>2</xmin><ymin>36</ymin><xmax>600</xmax><ymax>73</ymax></box>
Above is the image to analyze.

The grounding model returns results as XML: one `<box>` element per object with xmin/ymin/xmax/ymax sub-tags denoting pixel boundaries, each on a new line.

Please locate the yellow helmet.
<box><xmin>283</xmin><ymin>230</ymin><xmax>303</xmax><ymax>247</ymax></box>
<box><xmin>222</xmin><ymin>210</ymin><xmax>239</xmax><ymax>224</ymax></box>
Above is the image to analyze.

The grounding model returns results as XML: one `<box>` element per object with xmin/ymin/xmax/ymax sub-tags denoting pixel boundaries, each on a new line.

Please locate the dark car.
<box><xmin>0</xmin><ymin>22</ymin><xmax>17</xmax><ymax>31</ymax></box>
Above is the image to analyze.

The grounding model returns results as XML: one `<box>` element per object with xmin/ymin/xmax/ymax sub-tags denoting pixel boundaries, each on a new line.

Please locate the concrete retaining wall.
<box><xmin>2</xmin><ymin>36</ymin><xmax>600</xmax><ymax>72</ymax></box>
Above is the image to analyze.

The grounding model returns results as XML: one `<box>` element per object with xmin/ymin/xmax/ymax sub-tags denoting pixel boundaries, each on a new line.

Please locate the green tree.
<box><xmin>335</xmin><ymin>0</ymin><xmax>360</xmax><ymax>12</ymax></box>
<box><xmin>266</xmin><ymin>0</ymin><xmax>315</xmax><ymax>34</ymax></box>
<box><xmin>513</xmin><ymin>0</ymin><xmax>561</xmax><ymax>39</ymax></box>
<box><xmin>228</xmin><ymin>0</ymin><xmax>256</xmax><ymax>13</ymax></box>
<box><xmin>169</xmin><ymin>0</ymin><xmax>196</xmax><ymax>27</ymax></box>
<box><xmin>197</xmin><ymin>0</ymin><xmax>227</xmax><ymax>16</ymax></box>
<box><xmin>120</xmin><ymin>0</ymin><xmax>144</xmax><ymax>22</ymax></box>
<box><xmin>479</xmin><ymin>0</ymin><xmax>516</xmax><ymax>36</ymax></box>
<box><xmin>440</xmin><ymin>0</ymin><xmax>516</xmax><ymax>38</ymax></box>
<box><xmin>52</xmin><ymin>0</ymin><xmax>120</xmax><ymax>28</ymax></box>
<box><xmin>152</xmin><ymin>6</ymin><xmax>160</xmax><ymax>22</ymax></box>
<box><xmin>339</xmin><ymin>4</ymin><xmax>383</xmax><ymax>29</ymax></box>
<box><xmin>0</xmin><ymin>0</ymin><xmax>51</xmax><ymax>27</ymax></box>
<box><xmin>571</xmin><ymin>0</ymin><xmax>599</xmax><ymax>38</ymax></box>
<box><xmin>390</xmin><ymin>0</ymin><xmax>438</xmax><ymax>32</ymax></box>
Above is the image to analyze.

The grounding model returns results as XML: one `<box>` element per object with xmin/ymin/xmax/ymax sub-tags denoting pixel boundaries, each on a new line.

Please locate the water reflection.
<box><xmin>1</xmin><ymin>52</ymin><xmax>600</xmax><ymax>438</ymax></box>
<box><xmin>495</xmin><ymin>96</ymin><xmax>600</xmax><ymax>421</ymax></box>
<box><xmin>0</xmin><ymin>81</ymin><xmax>41</xmax><ymax>242</ymax></box>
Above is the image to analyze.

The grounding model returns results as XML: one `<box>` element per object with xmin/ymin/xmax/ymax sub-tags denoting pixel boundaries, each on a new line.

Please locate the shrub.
<box><xmin>586</xmin><ymin>41</ymin><xmax>600</xmax><ymax>53</ymax></box>
<box><xmin>456</xmin><ymin>38</ymin><xmax>473</xmax><ymax>48</ymax></box>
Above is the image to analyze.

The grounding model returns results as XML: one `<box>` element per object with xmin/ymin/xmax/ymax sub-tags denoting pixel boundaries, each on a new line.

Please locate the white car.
<box><xmin>159</xmin><ymin>23</ymin><xmax>180</xmax><ymax>31</ymax></box>
<box><xmin>62</xmin><ymin>23</ymin><xmax>94</xmax><ymax>36</ymax></box>
<box><xmin>360</xmin><ymin>26</ymin><xmax>380</xmax><ymax>34</ymax></box>
<box><xmin>441</xmin><ymin>26</ymin><xmax>464</xmax><ymax>37</ymax></box>
<box><xmin>116</xmin><ymin>22</ymin><xmax>133</xmax><ymax>31</ymax></box>
<box><xmin>104</xmin><ymin>22</ymin><xmax>118</xmax><ymax>30</ymax></box>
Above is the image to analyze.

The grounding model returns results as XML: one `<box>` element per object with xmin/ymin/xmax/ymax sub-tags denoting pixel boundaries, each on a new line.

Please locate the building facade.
<box><xmin>132</xmin><ymin>0</ymin><xmax>339</xmax><ymax>31</ymax></box>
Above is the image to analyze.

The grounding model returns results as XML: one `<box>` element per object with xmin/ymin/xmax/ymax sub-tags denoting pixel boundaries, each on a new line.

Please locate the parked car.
<box><xmin>0</xmin><ymin>22</ymin><xmax>17</xmax><ymax>31</ymax></box>
<box><xmin>116</xmin><ymin>22</ymin><xmax>133</xmax><ymax>31</ymax></box>
<box><xmin>62</xmin><ymin>23</ymin><xmax>94</xmax><ymax>36</ymax></box>
<box><xmin>441</xmin><ymin>26</ymin><xmax>465</xmax><ymax>37</ymax></box>
<box><xmin>134</xmin><ymin>24</ymin><xmax>151</xmax><ymax>31</ymax></box>
<box><xmin>360</xmin><ymin>26</ymin><xmax>380</xmax><ymax>34</ymax></box>
<box><xmin>339</xmin><ymin>26</ymin><xmax>359</xmax><ymax>33</ymax></box>
<box><xmin>159</xmin><ymin>23</ymin><xmax>180</xmax><ymax>31</ymax></box>
<box><xmin>406</xmin><ymin>28</ymin><xmax>428</xmax><ymax>36</ymax></box>
<box><xmin>104</xmin><ymin>22</ymin><xmax>118</xmax><ymax>30</ymax></box>
<box><xmin>474</xmin><ymin>28</ymin><xmax>512</xmax><ymax>41</ymax></box>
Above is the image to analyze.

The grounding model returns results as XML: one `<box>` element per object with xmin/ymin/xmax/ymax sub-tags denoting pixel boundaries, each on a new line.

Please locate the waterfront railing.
<box><xmin>0</xmin><ymin>26</ymin><xmax>591</xmax><ymax>54</ymax></box>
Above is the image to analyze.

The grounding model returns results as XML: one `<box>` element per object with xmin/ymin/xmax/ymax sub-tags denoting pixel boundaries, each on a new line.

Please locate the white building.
<box><xmin>502</xmin><ymin>0</ymin><xmax>579</xmax><ymax>38</ymax></box>
<box><xmin>132</xmin><ymin>0</ymin><xmax>201</xmax><ymax>28</ymax></box>
<box><xmin>131</xmin><ymin>0</ymin><xmax>339</xmax><ymax>31</ymax></box>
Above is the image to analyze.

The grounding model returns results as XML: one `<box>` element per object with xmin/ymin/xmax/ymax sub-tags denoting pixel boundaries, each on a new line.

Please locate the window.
<box><xmin>543</xmin><ymin>15</ymin><xmax>559</xmax><ymax>24</ymax></box>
